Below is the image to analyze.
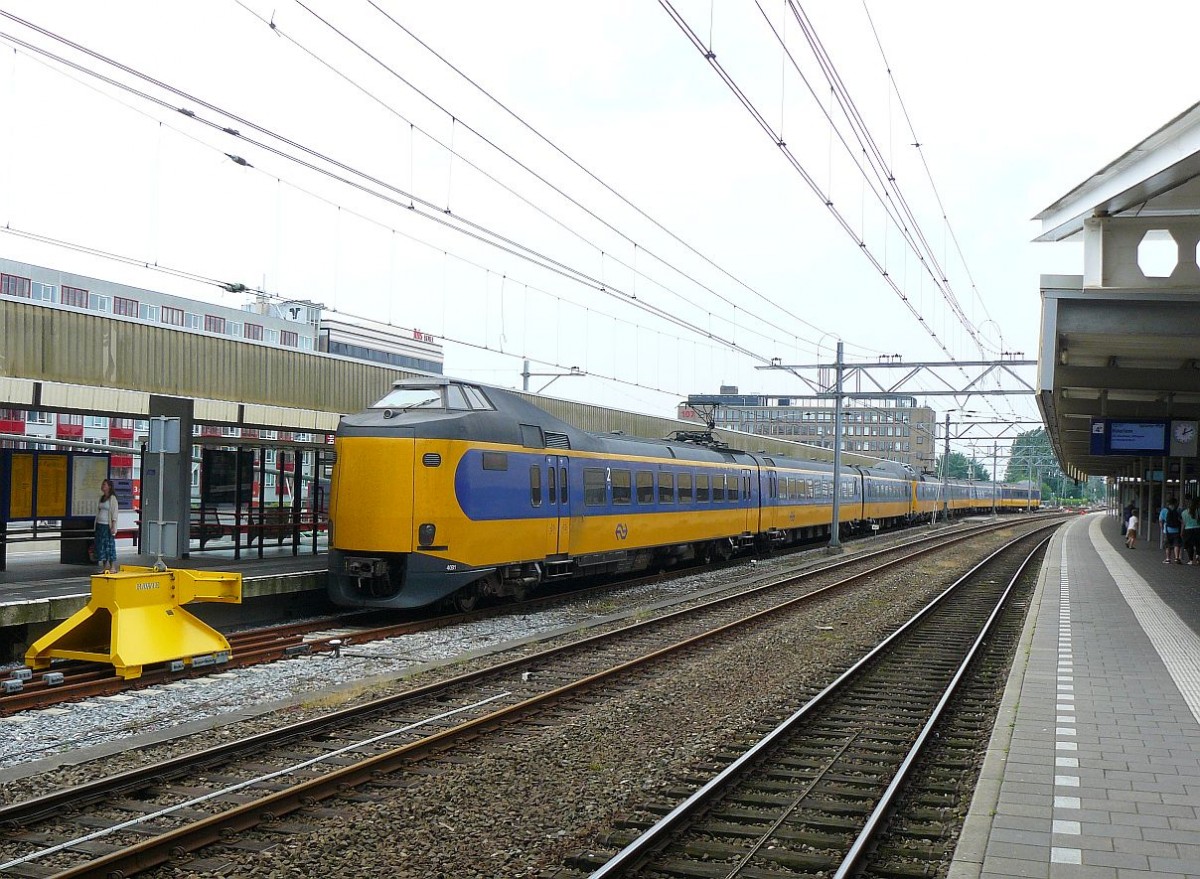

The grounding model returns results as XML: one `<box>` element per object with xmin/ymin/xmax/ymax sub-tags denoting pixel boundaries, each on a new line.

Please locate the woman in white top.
<box><xmin>95</xmin><ymin>478</ymin><xmax>120</xmax><ymax>573</ymax></box>
<box><xmin>1125</xmin><ymin>511</ymin><xmax>1139</xmax><ymax>549</ymax></box>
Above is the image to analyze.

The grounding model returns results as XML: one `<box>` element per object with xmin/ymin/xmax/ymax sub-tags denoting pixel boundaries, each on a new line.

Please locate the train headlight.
<box><xmin>418</xmin><ymin>523</ymin><xmax>436</xmax><ymax>546</ymax></box>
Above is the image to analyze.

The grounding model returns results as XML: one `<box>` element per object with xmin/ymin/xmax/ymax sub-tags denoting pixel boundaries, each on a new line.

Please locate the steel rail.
<box><xmin>0</xmin><ymin>517</ymin><xmax>1043</xmax><ymax>829</ymax></box>
<box><xmin>588</xmin><ymin>523</ymin><xmax>1059</xmax><ymax>877</ymax></box>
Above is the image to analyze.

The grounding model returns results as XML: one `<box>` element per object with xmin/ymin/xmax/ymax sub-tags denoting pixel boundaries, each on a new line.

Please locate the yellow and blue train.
<box><xmin>328</xmin><ymin>378</ymin><xmax>1040</xmax><ymax>611</ymax></box>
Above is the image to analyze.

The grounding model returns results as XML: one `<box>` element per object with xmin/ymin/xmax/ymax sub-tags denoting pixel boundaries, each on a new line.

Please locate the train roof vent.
<box><xmin>545</xmin><ymin>431</ymin><xmax>571</xmax><ymax>449</ymax></box>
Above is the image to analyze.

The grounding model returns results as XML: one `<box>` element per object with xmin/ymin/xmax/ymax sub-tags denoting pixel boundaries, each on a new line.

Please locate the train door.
<box><xmin>741</xmin><ymin>468</ymin><xmax>755</xmax><ymax>534</ymax></box>
<box><xmin>549</xmin><ymin>455</ymin><xmax>570</xmax><ymax>553</ymax></box>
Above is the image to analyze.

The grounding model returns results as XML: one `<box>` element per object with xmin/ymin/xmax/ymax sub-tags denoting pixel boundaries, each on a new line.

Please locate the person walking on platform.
<box><xmin>94</xmin><ymin>478</ymin><xmax>120</xmax><ymax>574</ymax></box>
<box><xmin>1185</xmin><ymin>497</ymin><xmax>1200</xmax><ymax>564</ymax></box>
<box><xmin>1163</xmin><ymin>496</ymin><xmax>1184</xmax><ymax>564</ymax></box>
<box><xmin>1126</xmin><ymin>509</ymin><xmax>1139</xmax><ymax>549</ymax></box>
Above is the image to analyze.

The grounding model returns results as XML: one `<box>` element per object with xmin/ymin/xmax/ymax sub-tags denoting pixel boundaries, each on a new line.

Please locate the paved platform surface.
<box><xmin>0</xmin><ymin>537</ymin><xmax>326</xmax><ymax>609</ymax></box>
<box><xmin>950</xmin><ymin>513</ymin><xmax>1200</xmax><ymax>879</ymax></box>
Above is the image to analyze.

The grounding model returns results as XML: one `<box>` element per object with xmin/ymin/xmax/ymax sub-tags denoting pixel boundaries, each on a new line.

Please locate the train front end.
<box><xmin>327</xmin><ymin>379</ymin><xmax>484</xmax><ymax>609</ymax></box>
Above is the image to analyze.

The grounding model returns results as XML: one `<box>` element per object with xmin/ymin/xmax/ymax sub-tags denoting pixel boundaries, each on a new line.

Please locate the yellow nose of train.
<box><xmin>330</xmin><ymin>435</ymin><xmax>414</xmax><ymax>553</ymax></box>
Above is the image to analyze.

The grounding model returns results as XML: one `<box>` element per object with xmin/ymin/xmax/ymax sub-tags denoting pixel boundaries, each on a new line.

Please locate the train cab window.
<box><xmin>636</xmin><ymin>471</ymin><xmax>654</xmax><ymax>504</ymax></box>
<box><xmin>584</xmin><ymin>468</ymin><xmax>607</xmax><ymax>506</ymax></box>
<box><xmin>696</xmin><ymin>473</ymin><xmax>710</xmax><ymax>503</ymax></box>
<box><xmin>560</xmin><ymin>468</ymin><xmax>568</xmax><ymax>504</ymax></box>
<box><xmin>712</xmin><ymin>475</ymin><xmax>726</xmax><ymax>502</ymax></box>
<box><xmin>678</xmin><ymin>473</ymin><xmax>693</xmax><ymax>503</ymax></box>
<box><xmin>483</xmin><ymin>452</ymin><xmax>508</xmax><ymax>471</ymax></box>
<box><xmin>445</xmin><ymin>384</ymin><xmax>469</xmax><ymax>409</ymax></box>
<box><xmin>547</xmin><ymin>466</ymin><xmax>557</xmax><ymax>504</ymax></box>
<box><xmin>520</xmin><ymin>424</ymin><xmax>545</xmax><ymax>448</ymax></box>
<box><xmin>372</xmin><ymin>386</ymin><xmax>445</xmax><ymax>410</ymax></box>
<box><xmin>529</xmin><ymin>466</ymin><xmax>542</xmax><ymax>507</ymax></box>
<box><xmin>612</xmin><ymin>469</ymin><xmax>632</xmax><ymax>505</ymax></box>
<box><xmin>462</xmin><ymin>385</ymin><xmax>495</xmax><ymax>410</ymax></box>
<box><xmin>659</xmin><ymin>473</ymin><xmax>675</xmax><ymax>504</ymax></box>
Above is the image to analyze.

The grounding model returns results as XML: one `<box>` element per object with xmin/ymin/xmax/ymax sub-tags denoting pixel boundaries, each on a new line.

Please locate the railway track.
<box><xmin>0</xmin><ymin>520</ymin><xmax>1056</xmax><ymax>878</ymax></box>
<box><xmin>576</xmin><ymin>528</ymin><xmax>1051</xmax><ymax>878</ymax></box>
<box><xmin>0</xmin><ymin>517</ymin><xmax>1054</xmax><ymax>715</ymax></box>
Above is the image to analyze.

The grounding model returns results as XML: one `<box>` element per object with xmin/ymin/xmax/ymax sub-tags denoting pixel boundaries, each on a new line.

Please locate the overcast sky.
<box><xmin>0</xmin><ymin>1</ymin><xmax>1196</xmax><ymax>463</ymax></box>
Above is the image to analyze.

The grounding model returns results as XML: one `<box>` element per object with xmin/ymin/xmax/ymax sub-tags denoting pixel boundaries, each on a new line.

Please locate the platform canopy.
<box><xmin>1036</xmin><ymin>102</ymin><xmax>1200</xmax><ymax>481</ymax></box>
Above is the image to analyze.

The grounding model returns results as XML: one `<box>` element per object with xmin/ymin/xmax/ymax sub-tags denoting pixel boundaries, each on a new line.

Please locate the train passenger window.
<box><xmin>584</xmin><ymin>468</ymin><xmax>607</xmax><ymax>506</ymax></box>
<box><xmin>612</xmin><ymin>469</ymin><xmax>632</xmax><ymax>505</ymax></box>
<box><xmin>636</xmin><ymin>471</ymin><xmax>654</xmax><ymax>504</ymax></box>
<box><xmin>743</xmin><ymin>473</ymin><xmax>751</xmax><ymax>499</ymax></box>
<box><xmin>805</xmin><ymin>479</ymin><xmax>814</xmax><ymax>499</ymax></box>
<box><xmin>768</xmin><ymin>471</ymin><xmax>777</xmax><ymax>500</ymax></box>
<box><xmin>529</xmin><ymin>466</ymin><xmax>542</xmax><ymax>507</ymax></box>
<box><xmin>659</xmin><ymin>473</ymin><xmax>675</xmax><ymax>504</ymax></box>
<box><xmin>560</xmin><ymin>468</ymin><xmax>568</xmax><ymax>504</ymax></box>
<box><xmin>483</xmin><ymin>452</ymin><xmax>508</xmax><ymax>471</ymax></box>
<box><xmin>712</xmin><ymin>475</ymin><xmax>726</xmax><ymax>502</ymax></box>
<box><xmin>696</xmin><ymin>473</ymin><xmax>710</xmax><ymax>502</ymax></box>
<box><xmin>678</xmin><ymin>473</ymin><xmax>693</xmax><ymax>503</ymax></box>
<box><xmin>547</xmin><ymin>466</ymin><xmax>557</xmax><ymax>504</ymax></box>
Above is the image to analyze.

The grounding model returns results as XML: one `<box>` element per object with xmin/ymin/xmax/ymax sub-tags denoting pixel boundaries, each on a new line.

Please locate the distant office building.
<box><xmin>679</xmin><ymin>388</ymin><xmax>937</xmax><ymax>472</ymax></box>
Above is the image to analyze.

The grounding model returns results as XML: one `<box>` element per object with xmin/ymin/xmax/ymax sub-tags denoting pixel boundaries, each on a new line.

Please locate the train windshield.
<box><xmin>372</xmin><ymin>386</ymin><xmax>446</xmax><ymax>411</ymax></box>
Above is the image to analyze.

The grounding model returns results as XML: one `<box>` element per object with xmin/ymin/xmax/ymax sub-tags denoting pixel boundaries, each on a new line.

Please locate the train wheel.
<box><xmin>452</xmin><ymin>585</ymin><xmax>480</xmax><ymax>613</ymax></box>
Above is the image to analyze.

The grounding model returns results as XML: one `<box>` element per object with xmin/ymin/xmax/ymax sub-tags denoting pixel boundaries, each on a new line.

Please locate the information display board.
<box><xmin>0</xmin><ymin>451</ymin><xmax>111</xmax><ymax>522</ymax></box>
<box><xmin>1109</xmin><ymin>421</ymin><xmax>1168</xmax><ymax>453</ymax></box>
<box><xmin>36</xmin><ymin>454</ymin><xmax>69</xmax><ymax>518</ymax></box>
<box><xmin>8</xmin><ymin>452</ymin><xmax>34</xmax><ymax>519</ymax></box>
<box><xmin>1089</xmin><ymin>419</ymin><xmax>1170</xmax><ymax>456</ymax></box>
<box><xmin>70</xmin><ymin>455</ymin><xmax>111</xmax><ymax>518</ymax></box>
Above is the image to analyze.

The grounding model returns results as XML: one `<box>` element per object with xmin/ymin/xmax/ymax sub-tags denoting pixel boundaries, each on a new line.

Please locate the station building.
<box><xmin>0</xmin><ymin>256</ymin><xmax>444</xmax><ymax>503</ymax></box>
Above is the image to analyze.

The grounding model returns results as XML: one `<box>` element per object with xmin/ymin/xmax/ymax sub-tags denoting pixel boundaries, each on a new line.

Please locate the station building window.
<box><xmin>113</xmin><ymin>296</ymin><xmax>138</xmax><ymax>317</ymax></box>
<box><xmin>88</xmin><ymin>293</ymin><xmax>110</xmax><ymax>312</ymax></box>
<box><xmin>204</xmin><ymin>315</ymin><xmax>226</xmax><ymax>334</ymax></box>
<box><xmin>280</xmin><ymin>330</ymin><xmax>298</xmax><ymax>348</ymax></box>
<box><xmin>140</xmin><ymin>303</ymin><xmax>159</xmax><ymax>322</ymax></box>
<box><xmin>244</xmin><ymin>322</ymin><xmax>264</xmax><ymax>341</ymax></box>
<box><xmin>1</xmin><ymin>273</ymin><xmax>32</xmax><ymax>298</ymax></box>
<box><xmin>161</xmin><ymin>306</ymin><xmax>184</xmax><ymax>327</ymax></box>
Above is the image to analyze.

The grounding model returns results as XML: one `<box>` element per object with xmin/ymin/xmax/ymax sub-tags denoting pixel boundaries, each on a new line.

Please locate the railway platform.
<box><xmin>951</xmin><ymin>513</ymin><xmax>1200</xmax><ymax>878</ymax></box>
<box><xmin>0</xmin><ymin>538</ymin><xmax>329</xmax><ymax>661</ymax></box>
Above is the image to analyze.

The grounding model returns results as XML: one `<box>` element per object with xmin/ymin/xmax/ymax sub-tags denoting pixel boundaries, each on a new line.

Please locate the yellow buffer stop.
<box><xmin>25</xmin><ymin>566</ymin><xmax>242</xmax><ymax>680</ymax></box>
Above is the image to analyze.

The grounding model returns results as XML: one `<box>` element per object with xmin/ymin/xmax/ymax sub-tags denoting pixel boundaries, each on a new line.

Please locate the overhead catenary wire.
<box><xmin>0</xmin><ymin>11</ymin><xmax>870</xmax><ymax>380</ymax></box>
<box><xmin>859</xmin><ymin>0</ymin><xmax>998</xmax><ymax>352</ymax></box>
<box><xmin>233</xmin><ymin>0</ymin><xmax>852</xmax><ymax>361</ymax></box>
<box><xmin>0</xmin><ymin>22</ymin><xmax>795</xmax><ymax>372</ymax></box>
<box><xmin>656</xmin><ymin>0</ymin><xmax>960</xmax><ymax>366</ymax></box>
<box><xmin>354</xmin><ymin>0</ymin><xmax>855</xmax><ymax>352</ymax></box>
<box><xmin>783</xmin><ymin>1</ymin><xmax>982</xmax><ymax>350</ymax></box>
